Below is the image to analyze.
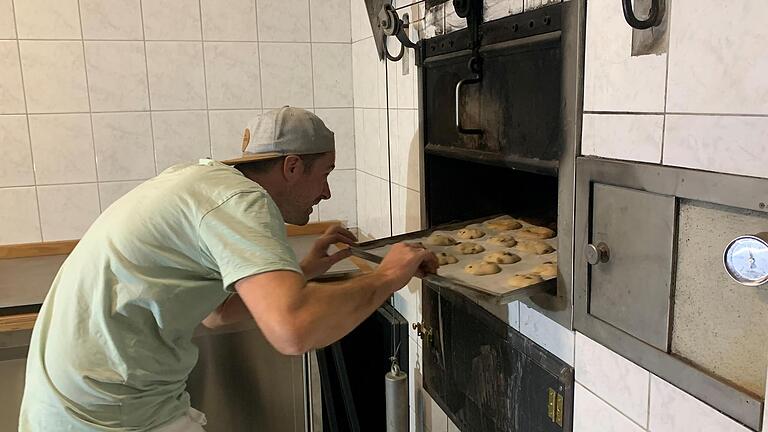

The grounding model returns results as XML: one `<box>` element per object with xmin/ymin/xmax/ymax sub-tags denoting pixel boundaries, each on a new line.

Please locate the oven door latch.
<box><xmin>412</xmin><ymin>322</ymin><xmax>434</xmax><ymax>344</ymax></box>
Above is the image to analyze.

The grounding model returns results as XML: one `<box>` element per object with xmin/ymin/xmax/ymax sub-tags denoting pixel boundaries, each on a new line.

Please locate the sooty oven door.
<box><xmin>421</xmin><ymin>283</ymin><xmax>573</xmax><ymax>432</ymax></box>
<box><xmin>421</xmin><ymin>5</ymin><xmax>563</xmax><ymax>170</ymax></box>
<box><xmin>574</xmin><ymin>157</ymin><xmax>768</xmax><ymax>431</ymax></box>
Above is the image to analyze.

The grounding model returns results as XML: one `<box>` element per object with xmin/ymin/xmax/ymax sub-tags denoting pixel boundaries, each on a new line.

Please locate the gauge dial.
<box><xmin>723</xmin><ymin>233</ymin><xmax>768</xmax><ymax>286</ymax></box>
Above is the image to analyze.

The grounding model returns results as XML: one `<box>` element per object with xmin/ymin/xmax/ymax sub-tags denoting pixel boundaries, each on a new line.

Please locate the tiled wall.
<box><xmin>0</xmin><ymin>0</ymin><xmax>358</xmax><ymax>246</ymax></box>
<box><xmin>582</xmin><ymin>0</ymin><xmax>768</xmax><ymax>180</ymax></box>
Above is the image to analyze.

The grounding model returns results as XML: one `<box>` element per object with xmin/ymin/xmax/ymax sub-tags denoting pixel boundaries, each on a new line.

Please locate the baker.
<box><xmin>19</xmin><ymin>106</ymin><xmax>438</xmax><ymax>431</ymax></box>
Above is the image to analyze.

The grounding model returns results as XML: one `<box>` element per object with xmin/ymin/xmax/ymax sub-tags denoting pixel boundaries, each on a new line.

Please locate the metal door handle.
<box><xmin>622</xmin><ymin>0</ymin><xmax>663</xmax><ymax>30</ymax></box>
<box><xmin>455</xmin><ymin>77</ymin><xmax>483</xmax><ymax>135</ymax></box>
<box><xmin>585</xmin><ymin>242</ymin><xmax>611</xmax><ymax>265</ymax></box>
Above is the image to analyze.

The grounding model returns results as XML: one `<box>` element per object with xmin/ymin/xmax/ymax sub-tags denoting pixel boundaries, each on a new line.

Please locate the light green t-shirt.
<box><xmin>19</xmin><ymin>160</ymin><xmax>302</xmax><ymax>431</ymax></box>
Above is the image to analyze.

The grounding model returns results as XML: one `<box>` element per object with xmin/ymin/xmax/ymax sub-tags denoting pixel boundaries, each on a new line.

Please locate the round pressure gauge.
<box><xmin>723</xmin><ymin>233</ymin><xmax>768</xmax><ymax>287</ymax></box>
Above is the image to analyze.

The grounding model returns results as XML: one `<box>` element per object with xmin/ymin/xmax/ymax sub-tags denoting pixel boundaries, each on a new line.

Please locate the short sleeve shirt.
<box><xmin>19</xmin><ymin>160</ymin><xmax>302</xmax><ymax>431</ymax></box>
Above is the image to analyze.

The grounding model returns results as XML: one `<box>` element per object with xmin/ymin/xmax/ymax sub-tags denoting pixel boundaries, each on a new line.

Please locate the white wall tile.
<box><xmin>350</xmin><ymin>0</ymin><xmax>371</xmax><ymax>42</ymax></box>
<box><xmin>0</xmin><ymin>187</ymin><xmax>40</xmax><ymax>245</ymax></box>
<box><xmin>393</xmin><ymin>278</ymin><xmax>421</xmax><ymax>336</ymax></box>
<box><xmin>409</xmin><ymin>335</ymin><xmax>425</xmax><ymax>432</ymax></box>
<box><xmin>14</xmin><ymin>0</ymin><xmax>81</xmax><ymax>39</ymax></box>
<box><xmin>259</xmin><ymin>43</ymin><xmax>314</xmax><ymax>109</ymax></box>
<box><xmin>315</xmin><ymin>108</ymin><xmax>354</xmax><ymax>169</ymax></box>
<box><xmin>424</xmin><ymin>4</ymin><xmax>445</xmax><ymax>39</ymax></box>
<box><xmin>310</xmin><ymin>0</ymin><xmax>351</xmax><ymax>43</ymax></box>
<box><xmin>649</xmin><ymin>375</ymin><xmax>750</xmax><ymax>432</ymax></box>
<box><xmin>0</xmin><ymin>41</ymin><xmax>25</xmax><ymax>114</ymax></box>
<box><xmin>581</xmin><ymin>114</ymin><xmax>663</xmax><ymax>163</ymax></box>
<box><xmin>28</xmin><ymin>114</ymin><xmax>97</xmax><ymax>184</ymax></box>
<box><xmin>575</xmin><ymin>332</ymin><xmax>650</xmax><ymax>427</ymax></box>
<box><xmin>0</xmin><ymin>0</ymin><xmax>16</xmax><ymax>38</ymax></box>
<box><xmin>663</xmin><ymin>115</ymin><xmax>768</xmax><ymax>179</ymax></box>
<box><xmin>312</xmin><ymin>43</ymin><xmax>353</xmax><ymax>108</ymax></box>
<box><xmin>80</xmin><ymin>0</ymin><xmax>144</xmax><ymax>40</ymax></box>
<box><xmin>92</xmin><ymin>112</ymin><xmax>155</xmax><ymax>181</ymax></box>
<box><xmin>355</xmin><ymin>170</ymin><xmax>390</xmax><ymax>239</ymax></box>
<box><xmin>151</xmin><ymin>111</ymin><xmax>211</xmax><ymax>172</ymax></box>
<box><xmin>208</xmin><ymin>109</ymin><xmax>260</xmax><ymax>161</ymax></box>
<box><xmin>146</xmin><ymin>42</ymin><xmax>207</xmax><ymax>110</ymax></box>
<box><xmin>0</xmin><ymin>115</ymin><xmax>34</xmax><ymax>187</ymax></box>
<box><xmin>391</xmin><ymin>183</ymin><xmax>421</xmax><ymax>236</ymax></box>
<box><xmin>448</xmin><ymin>419</ymin><xmax>461</xmax><ymax>432</ymax></box>
<box><xmin>390</xmin><ymin>109</ymin><xmax>421</xmax><ymax>191</ymax></box>
<box><xmin>204</xmin><ymin>42</ymin><xmax>261</xmax><ymax>109</ymax></box>
<box><xmin>85</xmin><ymin>41</ymin><xmax>150</xmax><ymax>112</ymax></box>
<box><xmin>583</xmin><ymin>0</ymin><xmax>667</xmax><ymax>112</ymax></box>
<box><xmin>423</xmin><ymin>392</ymin><xmax>448</xmax><ymax>432</ymax></box>
<box><xmin>667</xmin><ymin>1</ymin><xmax>768</xmax><ymax>115</ymax></box>
<box><xmin>201</xmin><ymin>0</ymin><xmax>258</xmax><ymax>41</ymax></box>
<box><xmin>352</xmin><ymin>38</ymin><xmax>381</xmax><ymax>109</ymax></box>
<box><xmin>519</xmin><ymin>302</ymin><xmax>574</xmax><ymax>365</ymax></box>
<box><xmin>141</xmin><ymin>0</ymin><xmax>202</xmax><ymax>40</ymax></box>
<box><xmin>318</xmin><ymin>169</ymin><xmax>356</xmax><ymax>226</ymax></box>
<box><xmin>573</xmin><ymin>383</ymin><xmax>645</xmax><ymax>432</ymax></box>
<box><xmin>257</xmin><ymin>0</ymin><xmax>310</xmax><ymax>42</ymax></box>
<box><xmin>99</xmin><ymin>180</ymin><xmax>143</xmax><ymax>211</ymax></box>
<box><xmin>38</xmin><ymin>183</ymin><xmax>100</xmax><ymax>241</ymax></box>
<box><xmin>394</xmin><ymin>47</ymin><xmax>417</xmax><ymax>110</ymax></box>
<box><xmin>354</xmin><ymin>108</ymin><xmax>387</xmax><ymax>178</ymax></box>
<box><xmin>19</xmin><ymin>41</ymin><xmax>90</xmax><ymax>114</ymax></box>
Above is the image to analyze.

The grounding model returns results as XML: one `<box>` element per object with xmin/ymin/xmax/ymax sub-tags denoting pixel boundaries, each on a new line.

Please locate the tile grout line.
<box><xmin>349</xmin><ymin>0</ymin><xmax>360</xmax><ymax>229</ymax></box>
<box><xmin>197</xmin><ymin>0</ymin><xmax>213</xmax><ymax>160</ymax></box>
<box><xmin>646</xmin><ymin>373</ymin><xmax>652</xmax><ymax>430</ymax></box>
<box><xmin>0</xmin><ymin>106</ymin><xmax>358</xmax><ymax>116</ymax></box>
<box><xmin>583</xmin><ymin>110</ymin><xmax>768</xmax><ymax>118</ymax></box>
<box><xmin>138</xmin><ymin>0</ymin><xmax>159</xmax><ymax>177</ymax></box>
<box><xmin>10</xmin><ymin>0</ymin><xmax>44</xmax><ymax>242</ymax></box>
<box><xmin>76</xmin><ymin>0</ymin><xmax>104</xmax><ymax>213</ymax></box>
<box><xmin>307</xmin><ymin>0</ymin><xmax>320</xmax><ymax>220</ymax></box>
<box><xmin>576</xmin><ymin>381</ymin><xmax>649</xmax><ymax>431</ymax></box>
<box><xmin>660</xmin><ymin>4</ymin><xmax>673</xmax><ymax>166</ymax></box>
<box><xmin>0</xmin><ymin>38</ymin><xmax>353</xmax><ymax>44</ymax></box>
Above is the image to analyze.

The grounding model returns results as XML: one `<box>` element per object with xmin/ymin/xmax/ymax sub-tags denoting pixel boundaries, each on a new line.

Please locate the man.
<box><xmin>19</xmin><ymin>106</ymin><xmax>437</xmax><ymax>431</ymax></box>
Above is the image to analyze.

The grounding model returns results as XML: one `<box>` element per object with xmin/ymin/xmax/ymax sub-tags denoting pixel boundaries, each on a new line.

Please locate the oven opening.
<box><xmin>424</xmin><ymin>153</ymin><xmax>558</xmax><ymax>231</ymax></box>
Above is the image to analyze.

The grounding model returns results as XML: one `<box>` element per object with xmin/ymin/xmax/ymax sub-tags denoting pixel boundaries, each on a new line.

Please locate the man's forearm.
<box><xmin>296</xmin><ymin>273</ymin><xmax>399</xmax><ymax>351</ymax></box>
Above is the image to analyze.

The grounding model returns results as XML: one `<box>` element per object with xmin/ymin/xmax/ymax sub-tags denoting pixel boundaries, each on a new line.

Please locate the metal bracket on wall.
<box><xmin>622</xmin><ymin>0</ymin><xmax>664</xmax><ymax>29</ymax></box>
<box><xmin>377</xmin><ymin>3</ymin><xmax>419</xmax><ymax>61</ymax></box>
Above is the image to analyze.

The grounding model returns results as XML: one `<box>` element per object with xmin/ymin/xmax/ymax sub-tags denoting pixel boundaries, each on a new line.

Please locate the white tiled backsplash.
<box><xmin>0</xmin><ymin>0</ymin><xmax>358</xmax><ymax>245</ymax></box>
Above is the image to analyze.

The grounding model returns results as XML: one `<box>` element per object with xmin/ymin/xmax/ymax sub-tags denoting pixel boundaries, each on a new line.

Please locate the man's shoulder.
<box><xmin>165</xmin><ymin>160</ymin><xmax>268</xmax><ymax>205</ymax></box>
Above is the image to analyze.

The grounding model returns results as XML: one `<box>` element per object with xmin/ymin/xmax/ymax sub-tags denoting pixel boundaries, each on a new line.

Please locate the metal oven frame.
<box><xmin>574</xmin><ymin>157</ymin><xmax>768</xmax><ymax>430</ymax></box>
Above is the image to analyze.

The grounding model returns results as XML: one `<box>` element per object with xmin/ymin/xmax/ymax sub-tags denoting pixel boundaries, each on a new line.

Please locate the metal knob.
<box><xmin>412</xmin><ymin>322</ymin><xmax>433</xmax><ymax>344</ymax></box>
<box><xmin>585</xmin><ymin>242</ymin><xmax>610</xmax><ymax>265</ymax></box>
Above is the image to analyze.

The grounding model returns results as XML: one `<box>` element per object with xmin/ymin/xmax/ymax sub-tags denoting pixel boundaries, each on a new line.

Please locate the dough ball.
<box><xmin>436</xmin><ymin>252</ymin><xmax>459</xmax><ymax>265</ymax></box>
<box><xmin>532</xmin><ymin>262</ymin><xmax>557</xmax><ymax>278</ymax></box>
<box><xmin>457</xmin><ymin>228</ymin><xmax>485</xmax><ymax>239</ymax></box>
<box><xmin>508</xmin><ymin>274</ymin><xmax>544</xmax><ymax>288</ymax></box>
<box><xmin>483</xmin><ymin>251</ymin><xmax>522</xmax><ymax>265</ymax></box>
<box><xmin>464</xmin><ymin>262</ymin><xmax>501</xmax><ymax>276</ymax></box>
<box><xmin>515</xmin><ymin>240</ymin><xmax>556</xmax><ymax>255</ymax></box>
<box><xmin>454</xmin><ymin>242</ymin><xmax>485</xmax><ymax>254</ymax></box>
<box><xmin>515</xmin><ymin>226</ymin><xmax>556</xmax><ymax>239</ymax></box>
<box><xmin>425</xmin><ymin>234</ymin><xmax>457</xmax><ymax>246</ymax></box>
<box><xmin>487</xmin><ymin>233</ymin><xmax>518</xmax><ymax>247</ymax></box>
<box><xmin>485</xmin><ymin>216</ymin><xmax>522</xmax><ymax>231</ymax></box>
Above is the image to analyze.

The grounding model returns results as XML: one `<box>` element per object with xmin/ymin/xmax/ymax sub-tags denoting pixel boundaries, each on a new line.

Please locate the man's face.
<box><xmin>283</xmin><ymin>152</ymin><xmax>334</xmax><ymax>225</ymax></box>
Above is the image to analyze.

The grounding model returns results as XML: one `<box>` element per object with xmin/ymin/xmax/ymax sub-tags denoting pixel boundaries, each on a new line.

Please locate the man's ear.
<box><xmin>282</xmin><ymin>155</ymin><xmax>303</xmax><ymax>181</ymax></box>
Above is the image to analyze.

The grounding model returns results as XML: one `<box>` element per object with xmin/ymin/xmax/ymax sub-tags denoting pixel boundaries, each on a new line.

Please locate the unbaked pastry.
<box><xmin>457</xmin><ymin>228</ymin><xmax>485</xmax><ymax>239</ymax></box>
<box><xmin>436</xmin><ymin>252</ymin><xmax>459</xmax><ymax>265</ymax></box>
<box><xmin>483</xmin><ymin>251</ymin><xmax>522</xmax><ymax>265</ymax></box>
<box><xmin>487</xmin><ymin>233</ymin><xmax>518</xmax><ymax>247</ymax></box>
<box><xmin>514</xmin><ymin>226</ymin><xmax>556</xmax><ymax>239</ymax></box>
<box><xmin>454</xmin><ymin>242</ymin><xmax>485</xmax><ymax>254</ymax></box>
<box><xmin>485</xmin><ymin>216</ymin><xmax>522</xmax><ymax>231</ymax></box>
<box><xmin>515</xmin><ymin>240</ymin><xmax>555</xmax><ymax>255</ymax></box>
<box><xmin>531</xmin><ymin>262</ymin><xmax>557</xmax><ymax>278</ymax></box>
<box><xmin>507</xmin><ymin>274</ymin><xmax>544</xmax><ymax>288</ymax></box>
<box><xmin>425</xmin><ymin>233</ymin><xmax>457</xmax><ymax>246</ymax></box>
<box><xmin>464</xmin><ymin>262</ymin><xmax>501</xmax><ymax>275</ymax></box>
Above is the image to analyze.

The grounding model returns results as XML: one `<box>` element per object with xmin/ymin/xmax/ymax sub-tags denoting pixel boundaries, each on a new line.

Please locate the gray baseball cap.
<box><xmin>221</xmin><ymin>106</ymin><xmax>335</xmax><ymax>165</ymax></box>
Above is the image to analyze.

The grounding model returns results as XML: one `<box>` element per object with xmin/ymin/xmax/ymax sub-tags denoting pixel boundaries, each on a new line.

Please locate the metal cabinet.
<box><xmin>574</xmin><ymin>157</ymin><xmax>768</xmax><ymax>431</ymax></box>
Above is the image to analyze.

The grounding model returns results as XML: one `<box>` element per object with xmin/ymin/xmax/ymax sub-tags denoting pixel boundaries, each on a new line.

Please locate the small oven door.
<box><xmin>574</xmin><ymin>157</ymin><xmax>768</xmax><ymax>431</ymax></box>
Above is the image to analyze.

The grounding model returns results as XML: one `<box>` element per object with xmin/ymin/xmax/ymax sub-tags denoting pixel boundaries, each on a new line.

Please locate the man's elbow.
<box><xmin>268</xmin><ymin>321</ymin><xmax>312</xmax><ymax>356</ymax></box>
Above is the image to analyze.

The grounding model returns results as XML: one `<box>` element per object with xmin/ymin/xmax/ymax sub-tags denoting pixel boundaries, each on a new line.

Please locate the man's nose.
<box><xmin>321</xmin><ymin>181</ymin><xmax>331</xmax><ymax>200</ymax></box>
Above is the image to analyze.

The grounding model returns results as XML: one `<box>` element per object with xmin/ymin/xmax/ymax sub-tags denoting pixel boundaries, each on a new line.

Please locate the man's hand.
<box><xmin>301</xmin><ymin>225</ymin><xmax>358</xmax><ymax>280</ymax></box>
<box><xmin>375</xmin><ymin>242</ymin><xmax>439</xmax><ymax>291</ymax></box>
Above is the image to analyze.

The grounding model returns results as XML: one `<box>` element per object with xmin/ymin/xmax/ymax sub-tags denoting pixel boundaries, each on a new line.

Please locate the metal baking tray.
<box><xmin>350</xmin><ymin>216</ymin><xmax>558</xmax><ymax>305</ymax></box>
